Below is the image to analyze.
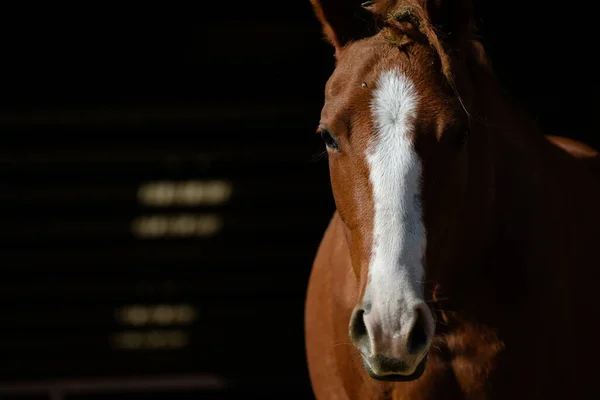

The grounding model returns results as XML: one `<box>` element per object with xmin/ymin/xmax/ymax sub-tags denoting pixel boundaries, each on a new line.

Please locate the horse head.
<box><xmin>310</xmin><ymin>0</ymin><xmax>485</xmax><ymax>381</ymax></box>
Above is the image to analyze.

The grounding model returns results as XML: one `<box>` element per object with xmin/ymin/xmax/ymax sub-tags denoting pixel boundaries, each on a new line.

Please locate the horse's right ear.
<box><xmin>310</xmin><ymin>0</ymin><xmax>379</xmax><ymax>51</ymax></box>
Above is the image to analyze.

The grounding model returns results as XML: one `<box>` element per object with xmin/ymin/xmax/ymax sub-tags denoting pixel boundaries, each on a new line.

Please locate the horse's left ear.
<box><xmin>310</xmin><ymin>0</ymin><xmax>379</xmax><ymax>51</ymax></box>
<box><xmin>425</xmin><ymin>0</ymin><xmax>474</xmax><ymax>43</ymax></box>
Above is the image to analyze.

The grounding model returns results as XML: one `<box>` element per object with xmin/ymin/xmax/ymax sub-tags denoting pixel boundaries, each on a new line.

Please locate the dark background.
<box><xmin>0</xmin><ymin>1</ymin><xmax>597</xmax><ymax>399</ymax></box>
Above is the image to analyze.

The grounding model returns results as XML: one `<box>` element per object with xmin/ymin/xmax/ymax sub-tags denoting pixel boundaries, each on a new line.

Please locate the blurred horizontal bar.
<box><xmin>0</xmin><ymin>270</ymin><xmax>310</xmax><ymax>298</ymax></box>
<box><xmin>0</xmin><ymin>104</ymin><xmax>310</xmax><ymax>126</ymax></box>
<box><xmin>0</xmin><ymin>180</ymin><xmax>331</xmax><ymax>211</ymax></box>
<box><xmin>136</xmin><ymin>180</ymin><xmax>233</xmax><ymax>207</ymax></box>
<box><xmin>131</xmin><ymin>213</ymin><xmax>223</xmax><ymax>238</ymax></box>
<box><xmin>0</xmin><ymin>211</ymin><xmax>331</xmax><ymax>242</ymax></box>
<box><xmin>1</xmin><ymin>147</ymin><xmax>326</xmax><ymax>180</ymax></box>
<box><xmin>0</xmin><ymin>374</ymin><xmax>226</xmax><ymax>395</ymax></box>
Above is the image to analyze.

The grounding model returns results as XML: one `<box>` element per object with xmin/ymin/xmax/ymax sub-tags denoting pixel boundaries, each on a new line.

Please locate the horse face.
<box><xmin>312</xmin><ymin>0</ymin><xmax>472</xmax><ymax>381</ymax></box>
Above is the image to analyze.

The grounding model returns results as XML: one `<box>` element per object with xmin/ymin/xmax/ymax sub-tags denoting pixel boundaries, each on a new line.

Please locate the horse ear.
<box><xmin>425</xmin><ymin>0</ymin><xmax>474</xmax><ymax>43</ymax></box>
<box><xmin>310</xmin><ymin>0</ymin><xmax>379</xmax><ymax>50</ymax></box>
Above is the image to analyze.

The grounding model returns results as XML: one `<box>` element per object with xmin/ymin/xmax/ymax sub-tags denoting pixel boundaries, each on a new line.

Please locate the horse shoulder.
<box><xmin>306</xmin><ymin>212</ymin><xmax>351</xmax><ymax>399</ymax></box>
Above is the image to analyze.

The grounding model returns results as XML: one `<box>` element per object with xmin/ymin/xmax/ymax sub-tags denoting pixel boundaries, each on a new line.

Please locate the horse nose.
<box><xmin>349</xmin><ymin>303</ymin><xmax>434</xmax><ymax>376</ymax></box>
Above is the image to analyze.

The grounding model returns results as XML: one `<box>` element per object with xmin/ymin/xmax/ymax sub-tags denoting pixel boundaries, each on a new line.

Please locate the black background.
<box><xmin>0</xmin><ymin>1</ymin><xmax>597</xmax><ymax>399</ymax></box>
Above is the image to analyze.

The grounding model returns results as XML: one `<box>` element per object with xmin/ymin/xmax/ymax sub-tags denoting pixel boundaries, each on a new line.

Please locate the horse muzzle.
<box><xmin>349</xmin><ymin>301</ymin><xmax>435</xmax><ymax>381</ymax></box>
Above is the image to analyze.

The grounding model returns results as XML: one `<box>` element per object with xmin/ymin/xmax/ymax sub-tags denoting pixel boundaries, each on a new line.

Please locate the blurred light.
<box><xmin>173</xmin><ymin>304</ymin><xmax>196</xmax><ymax>324</ymax></box>
<box><xmin>137</xmin><ymin>180</ymin><xmax>233</xmax><ymax>207</ymax></box>
<box><xmin>111</xmin><ymin>329</ymin><xmax>189</xmax><ymax>350</ymax></box>
<box><xmin>153</xmin><ymin>305</ymin><xmax>175</xmax><ymax>325</ymax></box>
<box><xmin>117</xmin><ymin>304</ymin><xmax>198</xmax><ymax>326</ymax></box>
<box><xmin>119</xmin><ymin>305</ymin><xmax>150</xmax><ymax>327</ymax></box>
<box><xmin>131</xmin><ymin>213</ymin><xmax>222</xmax><ymax>238</ymax></box>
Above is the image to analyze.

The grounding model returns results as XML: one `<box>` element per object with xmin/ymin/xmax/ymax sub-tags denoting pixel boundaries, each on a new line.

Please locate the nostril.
<box><xmin>407</xmin><ymin>307</ymin><xmax>429</xmax><ymax>355</ymax></box>
<box><xmin>349</xmin><ymin>307</ymin><xmax>368</xmax><ymax>346</ymax></box>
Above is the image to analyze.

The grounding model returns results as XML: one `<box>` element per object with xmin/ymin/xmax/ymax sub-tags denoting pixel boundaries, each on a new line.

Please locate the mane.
<box><xmin>381</xmin><ymin>4</ymin><xmax>480</xmax><ymax>120</ymax></box>
<box><xmin>382</xmin><ymin>7</ymin><xmax>546</xmax><ymax>147</ymax></box>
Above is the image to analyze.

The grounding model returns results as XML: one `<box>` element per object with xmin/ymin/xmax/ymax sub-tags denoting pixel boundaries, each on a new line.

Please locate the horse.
<box><xmin>304</xmin><ymin>0</ymin><xmax>600</xmax><ymax>399</ymax></box>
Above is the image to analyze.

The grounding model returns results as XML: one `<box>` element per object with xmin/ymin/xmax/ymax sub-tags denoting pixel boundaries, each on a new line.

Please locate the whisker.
<box><xmin>309</xmin><ymin>150</ymin><xmax>328</xmax><ymax>163</ymax></box>
<box><xmin>427</xmin><ymin>297</ymin><xmax>451</xmax><ymax>303</ymax></box>
<box><xmin>434</xmin><ymin>308</ymin><xmax>458</xmax><ymax>314</ymax></box>
<box><xmin>333</xmin><ymin>345</ymin><xmax>366</xmax><ymax>376</ymax></box>
<box><xmin>333</xmin><ymin>342</ymin><xmax>355</xmax><ymax>348</ymax></box>
<box><xmin>416</xmin><ymin>279</ymin><xmax>435</xmax><ymax>284</ymax></box>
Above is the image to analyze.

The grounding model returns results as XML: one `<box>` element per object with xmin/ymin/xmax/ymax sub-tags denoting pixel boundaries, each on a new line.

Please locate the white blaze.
<box><xmin>363</xmin><ymin>68</ymin><xmax>426</xmax><ymax>339</ymax></box>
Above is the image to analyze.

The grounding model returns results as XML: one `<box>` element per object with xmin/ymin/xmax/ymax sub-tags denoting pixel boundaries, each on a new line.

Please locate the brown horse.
<box><xmin>304</xmin><ymin>0</ymin><xmax>600</xmax><ymax>399</ymax></box>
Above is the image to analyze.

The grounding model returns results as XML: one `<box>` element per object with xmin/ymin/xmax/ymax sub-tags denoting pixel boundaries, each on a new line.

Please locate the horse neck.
<box><xmin>432</xmin><ymin>48</ymin><xmax>600</xmax><ymax>354</ymax></box>
<box><xmin>470</xmin><ymin>74</ymin><xmax>552</xmax><ymax>245</ymax></box>
<box><xmin>434</xmin><ymin>70</ymin><xmax>553</xmax><ymax>318</ymax></box>
<box><xmin>467</xmin><ymin>50</ymin><xmax>573</xmax><ymax>228</ymax></box>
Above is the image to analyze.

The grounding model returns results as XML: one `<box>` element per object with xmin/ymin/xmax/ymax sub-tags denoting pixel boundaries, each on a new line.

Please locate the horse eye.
<box><xmin>319</xmin><ymin>129</ymin><xmax>339</xmax><ymax>150</ymax></box>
